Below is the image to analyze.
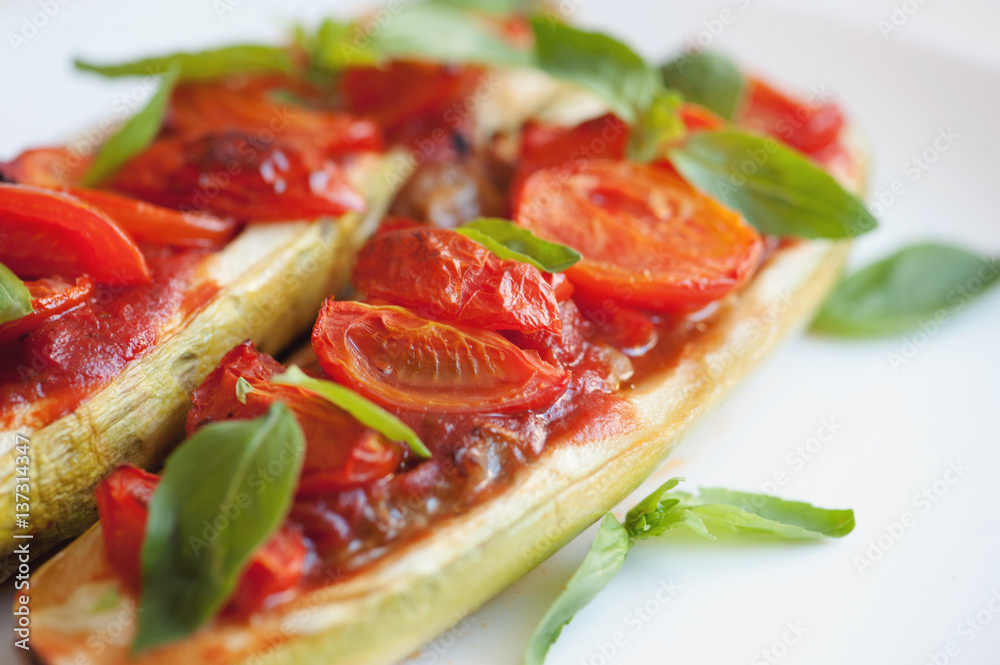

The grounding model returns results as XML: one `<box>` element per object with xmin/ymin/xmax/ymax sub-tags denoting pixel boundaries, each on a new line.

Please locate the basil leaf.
<box><xmin>0</xmin><ymin>261</ymin><xmax>33</xmax><ymax>325</ymax></box>
<box><xmin>371</xmin><ymin>3</ymin><xmax>531</xmax><ymax>67</ymax></box>
<box><xmin>458</xmin><ymin>218</ymin><xmax>581</xmax><ymax>272</ymax></box>
<box><xmin>82</xmin><ymin>63</ymin><xmax>181</xmax><ymax>186</ymax></box>
<box><xmin>669</xmin><ymin>130</ymin><xmax>878</xmax><ymax>238</ymax></box>
<box><xmin>683</xmin><ymin>488</ymin><xmax>855</xmax><ymax>539</ymax></box>
<box><xmin>812</xmin><ymin>244</ymin><xmax>1000</xmax><ymax>337</ymax></box>
<box><xmin>429</xmin><ymin>0</ymin><xmax>536</xmax><ymax>13</ymax></box>
<box><xmin>524</xmin><ymin>514</ymin><xmax>632</xmax><ymax>665</ymax></box>
<box><xmin>301</xmin><ymin>18</ymin><xmax>380</xmax><ymax>72</ymax></box>
<box><xmin>529</xmin><ymin>17</ymin><xmax>660</xmax><ymax>124</ymax></box>
<box><xmin>134</xmin><ymin>403</ymin><xmax>305</xmax><ymax>653</ymax></box>
<box><xmin>235</xmin><ymin>377</ymin><xmax>254</xmax><ymax>404</ymax></box>
<box><xmin>272</xmin><ymin>365</ymin><xmax>431</xmax><ymax>458</ymax></box>
<box><xmin>660</xmin><ymin>51</ymin><xmax>745</xmax><ymax>121</ymax></box>
<box><xmin>627</xmin><ymin>88</ymin><xmax>686</xmax><ymax>162</ymax></box>
<box><xmin>623</xmin><ymin>478</ymin><xmax>713</xmax><ymax>541</ymax></box>
<box><xmin>75</xmin><ymin>44</ymin><xmax>292</xmax><ymax>80</ymax></box>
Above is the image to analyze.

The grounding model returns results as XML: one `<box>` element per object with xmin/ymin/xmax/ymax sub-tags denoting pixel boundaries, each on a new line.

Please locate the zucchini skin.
<box><xmin>0</xmin><ymin>152</ymin><xmax>411</xmax><ymax>569</ymax></box>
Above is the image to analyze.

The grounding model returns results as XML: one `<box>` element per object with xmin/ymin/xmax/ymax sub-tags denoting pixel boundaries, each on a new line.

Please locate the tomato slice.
<box><xmin>110</xmin><ymin>132</ymin><xmax>366</xmax><ymax>222</ymax></box>
<box><xmin>679</xmin><ymin>103</ymin><xmax>726</xmax><ymax>132</ymax></box>
<box><xmin>339</xmin><ymin>61</ymin><xmax>484</xmax><ymax>158</ymax></box>
<box><xmin>573</xmin><ymin>290</ymin><xmax>658</xmax><ymax>356</ymax></box>
<box><xmin>0</xmin><ymin>146</ymin><xmax>88</xmax><ymax>187</ymax></box>
<box><xmin>513</xmin><ymin>113</ymin><xmax>629</xmax><ymax>197</ymax></box>
<box><xmin>94</xmin><ymin>464</ymin><xmax>160</xmax><ymax>592</ymax></box>
<box><xmin>738</xmin><ymin>77</ymin><xmax>845</xmax><ymax>155</ymax></box>
<box><xmin>312</xmin><ymin>300</ymin><xmax>570</xmax><ymax>414</ymax></box>
<box><xmin>0</xmin><ymin>184</ymin><xmax>150</xmax><ymax>284</ymax></box>
<box><xmin>95</xmin><ymin>464</ymin><xmax>307</xmax><ymax>612</ymax></box>
<box><xmin>167</xmin><ymin>77</ymin><xmax>383</xmax><ymax>156</ymax></box>
<box><xmin>515</xmin><ymin>161</ymin><xmax>763</xmax><ymax>312</ymax></box>
<box><xmin>0</xmin><ymin>276</ymin><xmax>94</xmax><ymax>344</ymax></box>
<box><xmin>187</xmin><ymin>341</ymin><xmax>403</xmax><ymax>496</ymax></box>
<box><xmin>351</xmin><ymin>227</ymin><xmax>562</xmax><ymax>335</ymax></box>
<box><xmin>503</xmin><ymin>298</ymin><xmax>590</xmax><ymax>368</ymax></box>
<box><xmin>64</xmin><ymin>188</ymin><xmax>236</xmax><ymax>248</ymax></box>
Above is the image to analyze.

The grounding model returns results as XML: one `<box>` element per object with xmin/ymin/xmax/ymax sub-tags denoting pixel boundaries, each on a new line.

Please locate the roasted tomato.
<box><xmin>0</xmin><ymin>184</ymin><xmax>150</xmax><ymax>284</ymax></box>
<box><xmin>187</xmin><ymin>341</ymin><xmax>403</xmax><ymax>497</ymax></box>
<box><xmin>738</xmin><ymin>77</ymin><xmax>845</xmax><ymax>155</ymax></box>
<box><xmin>0</xmin><ymin>276</ymin><xmax>94</xmax><ymax>344</ymax></box>
<box><xmin>166</xmin><ymin>77</ymin><xmax>383</xmax><ymax>155</ymax></box>
<box><xmin>95</xmin><ymin>464</ymin><xmax>307</xmax><ymax>612</ymax></box>
<box><xmin>352</xmin><ymin>227</ymin><xmax>562</xmax><ymax>335</ymax></box>
<box><xmin>513</xmin><ymin>113</ymin><xmax>629</xmax><ymax>196</ymax></box>
<box><xmin>64</xmin><ymin>188</ymin><xmax>236</xmax><ymax>248</ymax></box>
<box><xmin>339</xmin><ymin>61</ymin><xmax>484</xmax><ymax>157</ymax></box>
<box><xmin>312</xmin><ymin>300</ymin><xmax>570</xmax><ymax>414</ymax></box>
<box><xmin>110</xmin><ymin>132</ymin><xmax>366</xmax><ymax>221</ymax></box>
<box><xmin>94</xmin><ymin>464</ymin><xmax>159</xmax><ymax>592</ymax></box>
<box><xmin>573</xmin><ymin>291</ymin><xmax>659</xmax><ymax>357</ymax></box>
<box><xmin>225</xmin><ymin>524</ymin><xmax>308</xmax><ymax>617</ymax></box>
<box><xmin>515</xmin><ymin>161</ymin><xmax>763</xmax><ymax>312</ymax></box>
<box><xmin>679</xmin><ymin>103</ymin><xmax>726</xmax><ymax>132</ymax></box>
<box><xmin>504</xmin><ymin>298</ymin><xmax>591</xmax><ymax>368</ymax></box>
<box><xmin>0</xmin><ymin>146</ymin><xmax>89</xmax><ymax>187</ymax></box>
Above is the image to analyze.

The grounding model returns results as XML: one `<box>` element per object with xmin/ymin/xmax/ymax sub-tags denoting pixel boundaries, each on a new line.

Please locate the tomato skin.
<box><xmin>339</xmin><ymin>62</ymin><xmax>484</xmax><ymax>158</ymax></box>
<box><xmin>187</xmin><ymin>341</ymin><xmax>403</xmax><ymax>497</ymax></box>
<box><xmin>312</xmin><ymin>300</ymin><xmax>570</xmax><ymax>414</ymax></box>
<box><xmin>739</xmin><ymin>77</ymin><xmax>845</xmax><ymax>155</ymax></box>
<box><xmin>513</xmin><ymin>113</ymin><xmax>629</xmax><ymax>197</ymax></box>
<box><xmin>166</xmin><ymin>77</ymin><xmax>383</xmax><ymax>156</ymax></box>
<box><xmin>0</xmin><ymin>146</ymin><xmax>88</xmax><ymax>187</ymax></box>
<box><xmin>110</xmin><ymin>132</ymin><xmax>366</xmax><ymax>222</ymax></box>
<box><xmin>0</xmin><ymin>276</ymin><xmax>95</xmax><ymax>344</ymax></box>
<box><xmin>224</xmin><ymin>524</ymin><xmax>308</xmax><ymax>618</ymax></box>
<box><xmin>514</xmin><ymin>161</ymin><xmax>763</xmax><ymax>313</ymax></box>
<box><xmin>679</xmin><ymin>103</ymin><xmax>726</xmax><ymax>132</ymax></box>
<box><xmin>352</xmin><ymin>227</ymin><xmax>562</xmax><ymax>335</ymax></box>
<box><xmin>0</xmin><ymin>184</ymin><xmax>151</xmax><ymax>284</ymax></box>
<box><xmin>573</xmin><ymin>291</ymin><xmax>658</xmax><ymax>357</ymax></box>
<box><xmin>94</xmin><ymin>464</ymin><xmax>159</xmax><ymax>592</ymax></box>
<box><xmin>504</xmin><ymin>298</ymin><xmax>590</xmax><ymax>368</ymax></box>
<box><xmin>95</xmin><ymin>464</ymin><xmax>308</xmax><ymax>613</ymax></box>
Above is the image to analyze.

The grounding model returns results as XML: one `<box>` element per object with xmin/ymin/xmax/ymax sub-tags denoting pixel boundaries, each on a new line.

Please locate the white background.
<box><xmin>2</xmin><ymin>1</ymin><xmax>999</xmax><ymax>664</ymax></box>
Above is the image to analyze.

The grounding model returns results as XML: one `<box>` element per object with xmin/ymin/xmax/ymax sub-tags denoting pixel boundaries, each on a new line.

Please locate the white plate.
<box><xmin>2</xmin><ymin>2</ymin><xmax>999</xmax><ymax>664</ymax></box>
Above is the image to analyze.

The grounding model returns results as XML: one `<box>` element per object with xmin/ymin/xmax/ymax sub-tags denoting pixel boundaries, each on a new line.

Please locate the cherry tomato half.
<box><xmin>738</xmin><ymin>77</ymin><xmax>845</xmax><ymax>155</ymax></box>
<box><xmin>312</xmin><ymin>300</ymin><xmax>570</xmax><ymax>414</ymax></box>
<box><xmin>0</xmin><ymin>184</ymin><xmax>150</xmax><ymax>284</ymax></box>
<box><xmin>110</xmin><ymin>132</ymin><xmax>366</xmax><ymax>222</ymax></box>
<box><xmin>339</xmin><ymin>61</ymin><xmax>484</xmax><ymax>157</ymax></box>
<box><xmin>166</xmin><ymin>77</ymin><xmax>383</xmax><ymax>156</ymax></box>
<box><xmin>224</xmin><ymin>524</ymin><xmax>308</xmax><ymax>618</ymax></box>
<box><xmin>0</xmin><ymin>276</ymin><xmax>94</xmax><ymax>344</ymax></box>
<box><xmin>515</xmin><ymin>161</ymin><xmax>763</xmax><ymax>312</ymax></box>
<box><xmin>0</xmin><ymin>146</ymin><xmax>88</xmax><ymax>187</ymax></box>
<box><xmin>351</xmin><ymin>226</ymin><xmax>562</xmax><ymax>335</ymax></box>
<box><xmin>94</xmin><ymin>464</ymin><xmax>160</xmax><ymax>592</ymax></box>
<box><xmin>186</xmin><ymin>341</ymin><xmax>403</xmax><ymax>497</ymax></box>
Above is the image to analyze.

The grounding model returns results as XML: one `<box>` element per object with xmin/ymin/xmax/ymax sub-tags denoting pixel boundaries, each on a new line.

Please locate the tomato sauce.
<box><xmin>0</xmin><ymin>247</ymin><xmax>217</xmax><ymax>430</ymax></box>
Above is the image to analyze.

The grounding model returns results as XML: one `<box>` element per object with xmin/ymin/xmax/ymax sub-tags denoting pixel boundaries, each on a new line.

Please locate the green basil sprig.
<box><xmin>525</xmin><ymin>479</ymin><xmax>854</xmax><ymax>664</ymax></box>
<box><xmin>0</xmin><ymin>261</ymin><xmax>33</xmax><ymax>325</ymax></box>
<box><xmin>524</xmin><ymin>515</ymin><xmax>632</xmax><ymax>665</ymax></box>
<box><xmin>457</xmin><ymin>218</ymin><xmax>581</xmax><ymax>273</ymax></box>
<box><xmin>813</xmin><ymin>243</ymin><xmax>1000</xmax><ymax>337</ymax></box>
<box><xmin>272</xmin><ymin>365</ymin><xmax>431</xmax><ymax>458</ymax></box>
<box><xmin>75</xmin><ymin>44</ymin><xmax>292</xmax><ymax>80</ymax></box>
<box><xmin>82</xmin><ymin>62</ymin><xmax>181</xmax><ymax>186</ymax></box>
<box><xmin>134</xmin><ymin>403</ymin><xmax>305</xmax><ymax>653</ymax></box>
<box><xmin>670</xmin><ymin>130</ymin><xmax>878</xmax><ymax>238</ymax></box>
<box><xmin>660</xmin><ymin>50</ymin><xmax>745</xmax><ymax>121</ymax></box>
